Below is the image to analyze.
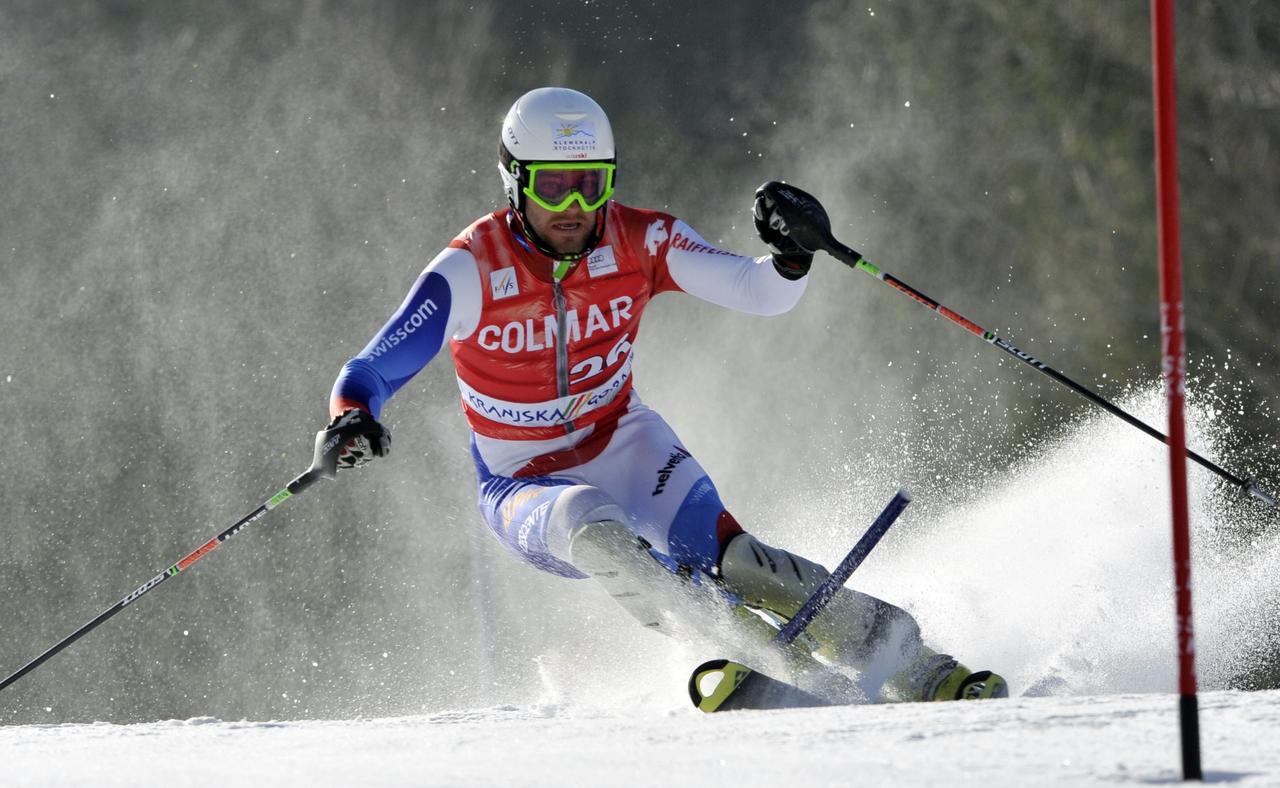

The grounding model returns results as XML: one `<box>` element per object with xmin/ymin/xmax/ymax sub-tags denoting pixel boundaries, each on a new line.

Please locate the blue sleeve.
<box><xmin>330</xmin><ymin>270</ymin><xmax>454</xmax><ymax>420</ymax></box>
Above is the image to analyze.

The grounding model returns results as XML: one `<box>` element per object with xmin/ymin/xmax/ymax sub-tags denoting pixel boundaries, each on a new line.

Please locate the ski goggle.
<box><xmin>521</xmin><ymin>161</ymin><xmax>616</xmax><ymax>212</ymax></box>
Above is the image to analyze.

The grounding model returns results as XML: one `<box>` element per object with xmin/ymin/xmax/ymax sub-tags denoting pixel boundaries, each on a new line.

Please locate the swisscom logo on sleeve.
<box><xmin>490</xmin><ymin>267</ymin><xmax>519</xmax><ymax>300</ymax></box>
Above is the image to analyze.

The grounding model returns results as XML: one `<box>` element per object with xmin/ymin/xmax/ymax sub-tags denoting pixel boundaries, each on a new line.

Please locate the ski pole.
<box><xmin>0</xmin><ymin>416</ymin><xmax>375</xmax><ymax>693</ymax></box>
<box><xmin>765</xmin><ymin>182</ymin><xmax>1276</xmax><ymax>509</ymax></box>
<box><xmin>689</xmin><ymin>488</ymin><xmax>911</xmax><ymax>712</ymax></box>
<box><xmin>822</xmin><ymin>234</ymin><xmax>1277</xmax><ymax>509</ymax></box>
<box><xmin>774</xmin><ymin>489</ymin><xmax>911</xmax><ymax>646</ymax></box>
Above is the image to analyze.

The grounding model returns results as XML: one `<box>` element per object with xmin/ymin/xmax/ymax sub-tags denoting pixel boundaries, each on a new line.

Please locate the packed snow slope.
<box><xmin>4</xmin><ymin>390</ymin><xmax>1279</xmax><ymax>786</ymax></box>
<box><xmin>3</xmin><ymin>690</ymin><xmax>1278</xmax><ymax>787</ymax></box>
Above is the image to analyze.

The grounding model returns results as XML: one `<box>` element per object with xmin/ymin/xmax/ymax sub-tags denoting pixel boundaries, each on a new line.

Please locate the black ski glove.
<box><xmin>753</xmin><ymin>181</ymin><xmax>831</xmax><ymax>280</ymax></box>
<box><xmin>328</xmin><ymin>408</ymin><xmax>392</xmax><ymax>470</ymax></box>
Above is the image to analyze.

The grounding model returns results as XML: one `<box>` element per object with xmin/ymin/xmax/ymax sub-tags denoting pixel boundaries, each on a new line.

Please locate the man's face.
<box><xmin>524</xmin><ymin>199</ymin><xmax>597</xmax><ymax>257</ymax></box>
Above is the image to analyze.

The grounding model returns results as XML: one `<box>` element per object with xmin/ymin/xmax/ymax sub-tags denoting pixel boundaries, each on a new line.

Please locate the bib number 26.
<box><xmin>569</xmin><ymin>333</ymin><xmax>632</xmax><ymax>384</ymax></box>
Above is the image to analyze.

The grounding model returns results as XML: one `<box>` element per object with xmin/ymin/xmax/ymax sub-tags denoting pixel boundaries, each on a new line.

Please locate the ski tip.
<box><xmin>688</xmin><ymin>658</ymin><xmax>842</xmax><ymax>712</ymax></box>
<box><xmin>896</xmin><ymin>487</ymin><xmax>912</xmax><ymax>502</ymax></box>
<box><xmin>688</xmin><ymin>659</ymin><xmax>754</xmax><ymax>713</ymax></box>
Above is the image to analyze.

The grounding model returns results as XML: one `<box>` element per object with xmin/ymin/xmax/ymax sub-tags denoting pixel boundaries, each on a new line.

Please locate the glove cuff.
<box><xmin>772</xmin><ymin>252</ymin><xmax>813</xmax><ymax>281</ymax></box>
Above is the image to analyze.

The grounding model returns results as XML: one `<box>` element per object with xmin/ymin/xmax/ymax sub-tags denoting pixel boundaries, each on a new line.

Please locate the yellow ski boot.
<box><xmin>930</xmin><ymin>664</ymin><xmax>1009</xmax><ymax>700</ymax></box>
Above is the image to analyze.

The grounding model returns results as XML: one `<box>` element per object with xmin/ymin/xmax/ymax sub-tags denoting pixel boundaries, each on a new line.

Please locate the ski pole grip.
<box><xmin>308</xmin><ymin>414</ymin><xmax>384</xmax><ymax>481</ymax></box>
<box><xmin>761</xmin><ymin>181</ymin><xmax>834</xmax><ymax>254</ymax></box>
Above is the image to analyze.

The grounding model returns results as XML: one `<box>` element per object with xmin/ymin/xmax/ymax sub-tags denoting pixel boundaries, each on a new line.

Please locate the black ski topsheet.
<box><xmin>689</xmin><ymin>659</ymin><xmax>839</xmax><ymax>712</ymax></box>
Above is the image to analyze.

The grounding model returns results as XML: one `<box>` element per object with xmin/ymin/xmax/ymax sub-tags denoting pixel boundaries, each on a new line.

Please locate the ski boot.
<box><xmin>934</xmin><ymin>667</ymin><xmax>1009</xmax><ymax>700</ymax></box>
<box><xmin>718</xmin><ymin>533</ymin><xmax>1008</xmax><ymax>701</ymax></box>
<box><xmin>892</xmin><ymin>648</ymin><xmax>1009</xmax><ymax>701</ymax></box>
<box><xmin>571</xmin><ymin>521</ymin><xmax>861</xmax><ymax>702</ymax></box>
<box><xmin>718</xmin><ymin>533</ymin><xmax>921</xmax><ymax>664</ymax></box>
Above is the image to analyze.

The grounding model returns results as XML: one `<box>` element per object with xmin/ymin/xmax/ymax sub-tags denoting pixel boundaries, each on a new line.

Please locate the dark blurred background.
<box><xmin>2</xmin><ymin>0</ymin><xmax>1278</xmax><ymax>723</ymax></box>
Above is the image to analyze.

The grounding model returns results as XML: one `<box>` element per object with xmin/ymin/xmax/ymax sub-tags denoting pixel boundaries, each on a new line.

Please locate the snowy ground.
<box><xmin>5</xmin><ymin>392</ymin><xmax>1278</xmax><ymax>786</ymax></box>
<box><xmin>4</xmin><ymin>689</ymin><xmax>1278</xmax><ymax>787</ymax></box>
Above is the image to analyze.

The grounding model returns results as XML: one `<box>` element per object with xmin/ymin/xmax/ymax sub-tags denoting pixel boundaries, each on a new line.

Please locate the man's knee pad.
<box><xmin>546</xmin><ymin>485</ymin><xmax>628</xmax><ymax>565</ymax></box>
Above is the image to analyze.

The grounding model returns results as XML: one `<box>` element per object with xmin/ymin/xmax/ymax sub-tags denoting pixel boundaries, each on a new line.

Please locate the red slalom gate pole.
<box><xmin>1151</xmin><ymin>0</ymin><xmax>1202</xmax><ymax>780</ymax></box>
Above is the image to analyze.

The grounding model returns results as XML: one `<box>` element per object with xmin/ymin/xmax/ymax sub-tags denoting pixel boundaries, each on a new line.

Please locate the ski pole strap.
<box><xmin>773</xmin><ymin>489</ymin><xmax>911</xmax><ymax>647</ymax></box>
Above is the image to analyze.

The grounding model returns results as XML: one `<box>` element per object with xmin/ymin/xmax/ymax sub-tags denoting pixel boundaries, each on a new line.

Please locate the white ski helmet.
<box><xmin>498</xmin><ymin>87</ymin><xmax>616</xmax><ymax>213</ymax></box>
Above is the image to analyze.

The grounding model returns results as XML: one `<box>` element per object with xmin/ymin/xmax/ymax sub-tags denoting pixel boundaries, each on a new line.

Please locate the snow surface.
<box><xmin>3</xmin><ymin>690</ymin><xmax>1278</xmax><ymax>787</ymax></box>
<box><xmin>4</xmin><ymin>390</ymin><xmax>1278</xmax><ymax>786</ymax></box>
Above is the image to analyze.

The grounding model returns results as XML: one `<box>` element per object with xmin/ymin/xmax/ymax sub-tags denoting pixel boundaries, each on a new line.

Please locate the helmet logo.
<box><xmin>553</xmin><ymin>122</ymin><xmax>594</xmax><ymax>139</ymax></box>
<box><xmin>550</xmin><ymin>121</ymin><xmax>597</xmax><ymax>152</ymax></box>
<box><xmin>509</xmin><ymin>161</ymin><xmax>521</xmax><ymax>178</ymax></box>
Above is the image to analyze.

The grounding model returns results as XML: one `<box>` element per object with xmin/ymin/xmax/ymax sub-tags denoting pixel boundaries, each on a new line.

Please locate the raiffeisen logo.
<box><xmin>670</xmin><ymin>232</ymin><xmax>735</xmax><ymax>257</ymax></box>
<box><xmin>368</xmin><ymin>298</ymin><xmax>438</xmax><ymax>358</ymax></box>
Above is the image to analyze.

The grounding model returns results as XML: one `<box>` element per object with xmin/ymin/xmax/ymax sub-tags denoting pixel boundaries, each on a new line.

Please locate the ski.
<box><xmin>689</xmin><ymin>489</ymin><xmax>911</xmax><ymax>712</ymax></box>
<box><xmin>688</xmin><ymin>659</ymin><xmax>837</xmax><ymax>712</ymax></box>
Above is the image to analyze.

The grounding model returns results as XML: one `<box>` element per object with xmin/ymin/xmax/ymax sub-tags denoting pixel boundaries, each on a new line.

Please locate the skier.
<box><xmin>324</xmin><ymin>86</ymin><xmax>1006</xmax><ymax>702</ymax></box>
